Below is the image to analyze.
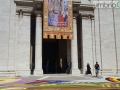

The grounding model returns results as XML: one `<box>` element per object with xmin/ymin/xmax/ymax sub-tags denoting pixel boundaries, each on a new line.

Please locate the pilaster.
<box><xmin>14</xmin><ymin>13</ymin><xmax>19</xmax><ymax>76</ymax></box>
<box><xmin>8</xmin><ymin>0</ymin><xmax>16</xmax><ymax>72</ymax></box>
<box><xmin>17</xmin><ymin>12</ymin><xmax>31</xmax><ymax>76</ymax></box>
<box><xmin>34</xmin><ymin>14</ymin><xmax>43</xmax><ymax>75</ymax></box>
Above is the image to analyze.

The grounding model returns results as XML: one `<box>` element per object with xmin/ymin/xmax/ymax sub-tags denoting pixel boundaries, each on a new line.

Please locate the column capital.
<box><xmin>73</xmin><ymin>17</ymin><xmax>76</xmax><ymax>19</ymax></box>
<box><xmin>34</xmin><ymin>11</ymin><xmax>42</xmax><ymax>17</ymax></box>
<box><xmin>36</xmin><ymin>14</ymin><xmax>41</xmax><ymax>17</ymax></box>
<box><xmin>73</xmin><ymin>18</ymin><xmax>77</xmax><ymax>24</ymax></box>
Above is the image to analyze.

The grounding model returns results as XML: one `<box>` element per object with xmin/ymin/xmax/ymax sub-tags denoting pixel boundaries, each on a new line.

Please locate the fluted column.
<box><xmin>71</xmin><ymin>18</ymin><xmax>80</xmax><ymax>75</ymax></box>
<box><xmin>34</xmin><ymin>14</ymin><xmax>43</xmax><ymax>75</ymax></box>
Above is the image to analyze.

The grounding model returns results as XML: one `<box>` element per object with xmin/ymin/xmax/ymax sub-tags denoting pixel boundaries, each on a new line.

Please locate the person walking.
<box><xmin>86</xmin><ymin>63</ymin><xmax>92</xmax><ymax>75</ymax></box>
<box><xmin>94</xmin><ymin>62</ymin><xmax>100</xmax><ymax>77</ymax></box>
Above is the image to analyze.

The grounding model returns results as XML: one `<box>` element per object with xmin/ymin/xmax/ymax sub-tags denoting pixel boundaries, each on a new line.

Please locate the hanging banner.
<box><xmin>43</xmin><ymin>0</ymin><xmax>73</xmax><ymax>39</ymax></box>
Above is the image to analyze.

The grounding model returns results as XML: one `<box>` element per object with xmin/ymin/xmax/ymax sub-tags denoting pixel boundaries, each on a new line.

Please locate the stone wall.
<box><xmin>0</xmin><ymin>0</ymin><xmax>11</xmax><ymax>71</ymax></box>
<box><xmin>81</xmin><ymin>2</ymin><xmax>120</xmax><ymax>75</ymax></box>
<box><xmin>94</xmin><ymin>7</ymin><xmax>120</xmax><ymax>75</ymax></box>
<box><xmin>82</xmin><ymin>18</ymin><xmax>94</xmax><ymax>74</ymax></box>
<box><xmin>0</xmin><ymin>0</ymin><xmax>120</xmax><ymax>76</ymax></box>
<box><xmin>17</xmin><ymin>13</ymin><xmax>30</xmax><ymax>76</ymax></box>
<box><xmin>0</xmin><ymin>0</ymin><xmax>30</xmax><ymax>76</ymax></box>
<box><xmin>114</xmin><ymin>8</ymin><xmax>120</xmax><ymax>74</ymax></box>
<box><xmin>99</xmin><ymin>8</ymin><xmax>116</xmax><ymax>75</ymax></box>
<box><xmin>8</xmin><ymin>0</ymin><xmax>16</xmax><ymax>71</ymax></box>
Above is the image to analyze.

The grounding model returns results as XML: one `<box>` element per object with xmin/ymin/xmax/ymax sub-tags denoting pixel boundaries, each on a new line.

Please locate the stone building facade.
<box><xmin>0</xmin><ymin>0</ymin><xmax>120</xmax><ymax>76</ymax></box>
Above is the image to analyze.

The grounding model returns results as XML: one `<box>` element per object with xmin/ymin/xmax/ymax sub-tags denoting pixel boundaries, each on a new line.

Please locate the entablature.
<box><xmin>15</xmin><ymin>0</ymin><xmax>94</xmax><ymax>19</ymax></box>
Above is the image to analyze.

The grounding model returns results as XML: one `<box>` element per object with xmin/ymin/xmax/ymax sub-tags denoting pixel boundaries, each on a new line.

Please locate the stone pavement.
<box><xmin>0</xmin><ymin>74</ymin><xmax>120</xmax><ymax>90</ymax></box>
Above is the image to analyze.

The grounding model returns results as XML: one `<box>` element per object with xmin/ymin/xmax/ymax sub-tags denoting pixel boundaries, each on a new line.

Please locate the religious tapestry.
<box><xmin>43</xmin><ymin>0</ymin><xmax>73</xmax><ymax>39</ymax></box>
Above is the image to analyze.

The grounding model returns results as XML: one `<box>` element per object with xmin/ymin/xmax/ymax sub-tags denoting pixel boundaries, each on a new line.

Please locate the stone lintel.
<box><xmin>23</xmin><ymin>13</ymin><xmax>31</xmax><ymax>16</ymax></box>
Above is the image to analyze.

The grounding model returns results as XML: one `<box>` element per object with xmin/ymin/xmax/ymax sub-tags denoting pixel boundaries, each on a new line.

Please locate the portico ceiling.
<box><xmin>15</xmin><ymin>0</ymin><xmax>94</xmax><ymax>18</ymax></box>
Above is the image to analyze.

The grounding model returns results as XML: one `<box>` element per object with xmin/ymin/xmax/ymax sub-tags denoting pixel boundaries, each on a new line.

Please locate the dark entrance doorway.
<box><xmin>42</xmin><ymin>39</ymin><xmax>59</xmax><ymax>74</ymax></box>
<box><xmin>42</xmin><ymin>39</ymin><xmax>67</xmax><ymax>74</ymax></box>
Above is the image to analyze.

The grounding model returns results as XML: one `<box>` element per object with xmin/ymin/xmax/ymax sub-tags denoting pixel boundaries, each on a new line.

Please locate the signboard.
<box><xmin>43</xmin><ymin>0</ymin><xmax>73</xmax><ymax>39</ymax></box>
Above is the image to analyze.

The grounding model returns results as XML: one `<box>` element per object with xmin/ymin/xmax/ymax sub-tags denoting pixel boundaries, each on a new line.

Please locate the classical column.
<box><xmin>82</xmin><ymin>18</ymin><xmax>93</xmax><ymax>74</ymax></box>
<box><xmin>34</xmin><ymin>14</ymin><xmax>43</xmax><ymax>75</ymax></box>
<box><xmin>71</xmin><ymin>18</ymin><xmax>80</xmax><ymax>75</ymax></box>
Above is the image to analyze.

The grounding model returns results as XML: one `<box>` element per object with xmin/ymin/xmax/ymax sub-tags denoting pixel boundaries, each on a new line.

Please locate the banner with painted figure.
<box><xmin>48</xmin><ymin>0</ymin><xmax>68</xmax><ymax>27</ymax></box>
<box><xmin>43</xmin><ymin>0</ymin><xmax>73</xmax><ymax>39</ymax></box>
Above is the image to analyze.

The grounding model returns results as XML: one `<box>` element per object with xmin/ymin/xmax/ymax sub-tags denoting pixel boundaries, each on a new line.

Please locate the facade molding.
<box><xmin>15</xmin><ymin>1</ymin><xmax>94</xmax><ymax>18</ymax></box>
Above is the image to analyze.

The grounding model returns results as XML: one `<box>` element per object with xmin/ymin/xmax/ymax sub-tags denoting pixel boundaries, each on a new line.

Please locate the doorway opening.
<box><xmin>42</xmin><ymin>39</ymin><xmax>67</xmax><ymax>74</ymax></box>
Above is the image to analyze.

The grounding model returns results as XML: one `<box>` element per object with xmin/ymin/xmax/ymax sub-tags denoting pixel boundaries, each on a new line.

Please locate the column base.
<box><xmin>34</xmin><ymin>69</ymin><xmax>43</xmax><ymax>76</ymax></box>
<box><xmin>17</xmin><ymin>70</ymin><xmax>30</xmax><ymax>76</ymax></box>
<box><xmin>72</xmin><ymin>69</ymin><xmax>80</xmax><ymax>76</ymax></box>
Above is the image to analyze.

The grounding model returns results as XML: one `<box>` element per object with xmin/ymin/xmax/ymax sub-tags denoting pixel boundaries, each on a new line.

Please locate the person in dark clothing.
<box><xmin>86</xmin><ymin>63</ymin><xmax>92</xmax><ymax>75</ymax></box>
<box><xmin>94</xmin><ymin>62</ymin><xmax>100</xmax><ymax>77</ymax></box>
<box><xmin>66</xmin><ymin>62</ymin><xmax>71</xmax><ymax>74</ymax></box>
